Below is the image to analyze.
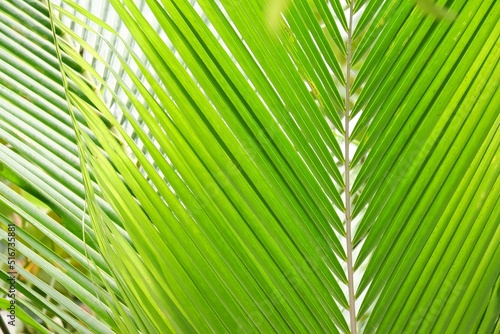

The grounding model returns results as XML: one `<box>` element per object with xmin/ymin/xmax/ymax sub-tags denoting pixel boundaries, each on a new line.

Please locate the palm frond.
<box><xmin>0</xmin><ymin>0</ymin><xmax>498</xmax><ymax>333</ymax></box>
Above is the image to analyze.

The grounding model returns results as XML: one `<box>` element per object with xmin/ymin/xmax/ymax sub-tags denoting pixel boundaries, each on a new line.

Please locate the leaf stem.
<box><xmin>344</xmin><ymin>0</ymin><xmax>356</xmax><ymax>333</ymax></box>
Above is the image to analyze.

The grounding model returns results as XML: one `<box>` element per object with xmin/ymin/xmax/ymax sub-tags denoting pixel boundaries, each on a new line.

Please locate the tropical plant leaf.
<box><xmin>0</xmin><ymin>0</ymin><xmax>498</xmax><ymax>333</ymax></box>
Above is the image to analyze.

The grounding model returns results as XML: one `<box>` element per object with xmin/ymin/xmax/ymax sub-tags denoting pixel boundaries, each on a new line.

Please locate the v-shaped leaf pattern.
<box><xmin>0</xmin><ymin>0</ymin><xmax>498</xmax><ymax>333</ymax></box>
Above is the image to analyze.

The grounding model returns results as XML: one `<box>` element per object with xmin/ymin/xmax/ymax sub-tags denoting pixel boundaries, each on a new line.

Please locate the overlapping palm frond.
<box><xmin>0</xmin><ymin>0</ymin><xmax>498</xmax><ymax>333</ymax></box>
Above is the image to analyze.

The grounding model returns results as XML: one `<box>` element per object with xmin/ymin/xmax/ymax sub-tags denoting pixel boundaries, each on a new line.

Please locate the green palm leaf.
<box><xmin>0</xmin><ymin>0</ymin><xmax>498</xmax><ymax>333</ymax></box>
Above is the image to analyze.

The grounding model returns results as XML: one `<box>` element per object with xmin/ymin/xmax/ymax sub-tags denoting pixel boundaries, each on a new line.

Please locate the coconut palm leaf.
<box><xmin>0</xmin><ymin>0</ymin><xmax>498</xmax><ymax>333</ymax></box>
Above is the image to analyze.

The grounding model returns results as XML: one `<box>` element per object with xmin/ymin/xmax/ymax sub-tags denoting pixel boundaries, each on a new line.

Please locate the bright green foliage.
<box><xmin>0</xmin><ymin>0</ymin><xmax>498</xmax><ymax>333</ymax></box>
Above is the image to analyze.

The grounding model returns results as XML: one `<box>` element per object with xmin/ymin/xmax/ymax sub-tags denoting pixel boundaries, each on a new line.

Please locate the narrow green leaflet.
<box><xmin>0</xmin><ymin>0</ymin><xmax>498</xmax><ymax>333</ymax></box>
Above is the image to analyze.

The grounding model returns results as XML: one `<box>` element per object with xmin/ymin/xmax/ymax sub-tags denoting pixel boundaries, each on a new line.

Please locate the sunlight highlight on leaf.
<box><xmin>265</xmin><ymin>0</ymin><xmax>292</xmax><ymax>33</ymax></box>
